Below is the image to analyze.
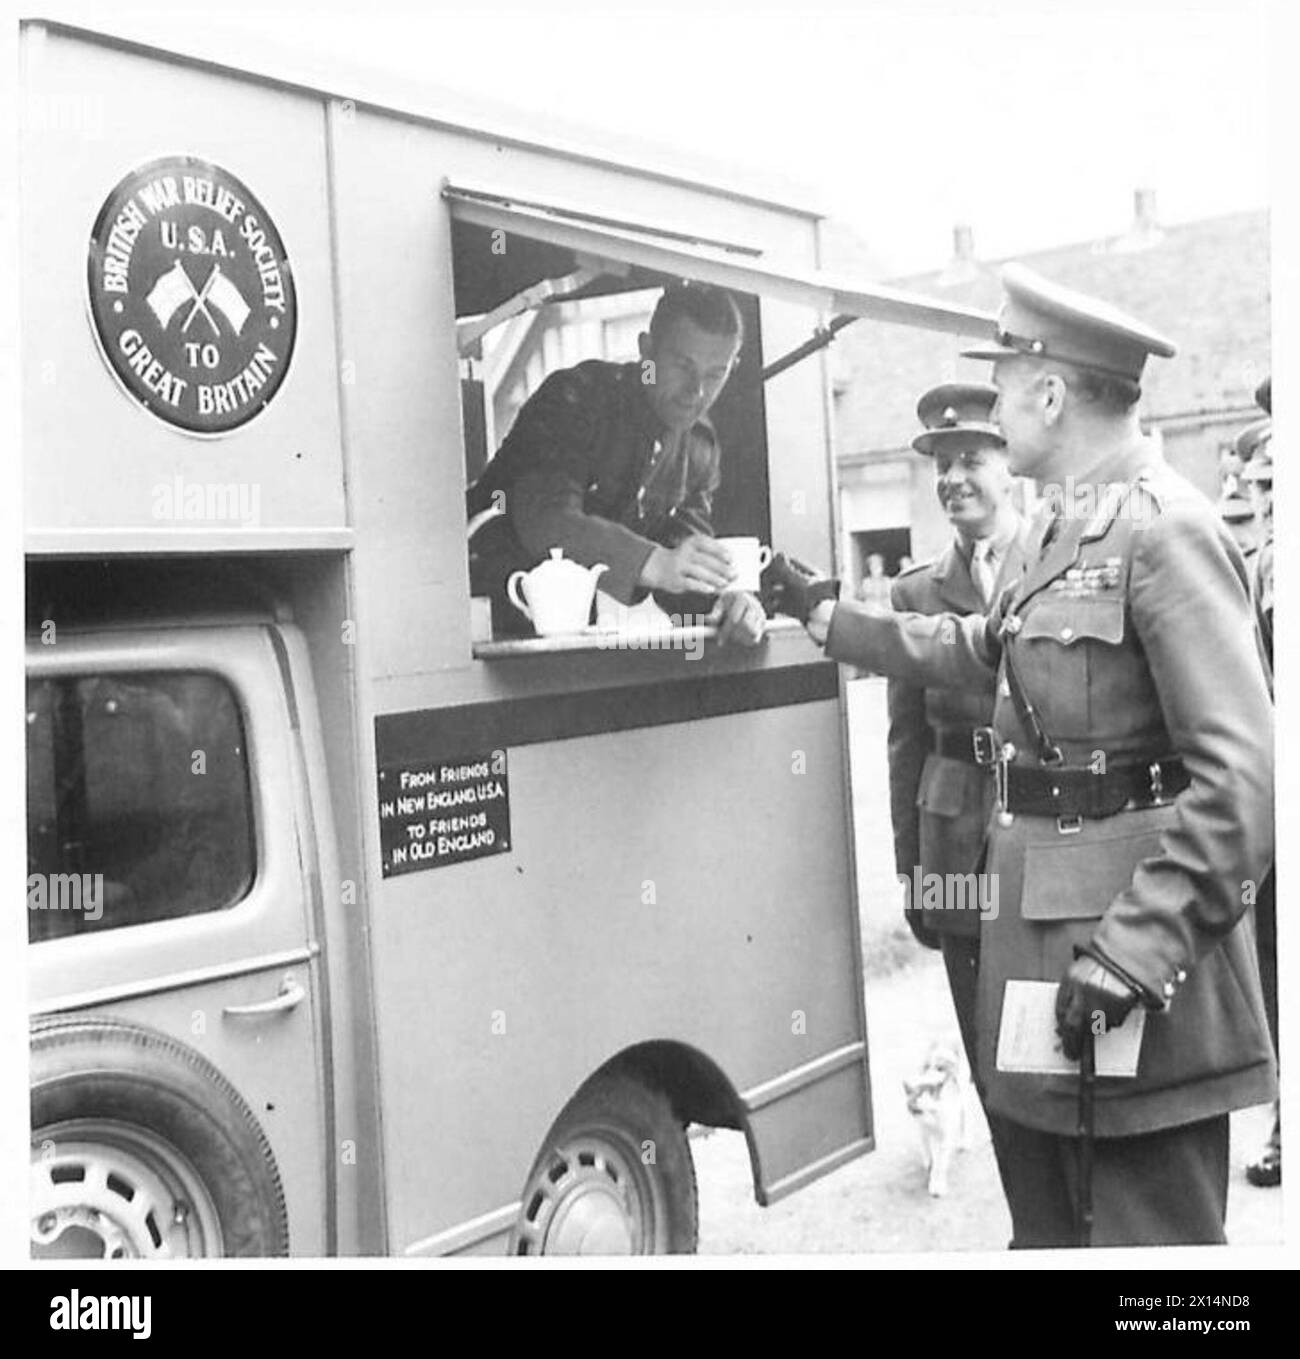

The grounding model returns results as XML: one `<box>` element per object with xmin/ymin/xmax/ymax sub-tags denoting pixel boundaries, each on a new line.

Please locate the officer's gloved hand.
<box><xmin>759</xmin><ymin>553</ymin><xmax>841</xmax><ymax>624</ymax></box>
<box><xmin>1054</xmin><ymin>954</ymin><xmax>1140</xmax><ymax>1061</ymax></box>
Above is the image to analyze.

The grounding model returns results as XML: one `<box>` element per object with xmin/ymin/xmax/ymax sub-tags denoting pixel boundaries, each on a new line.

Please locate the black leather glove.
<box><xmin>759</xmin><ymin>553</ymin><xmax>841</xmax><ymax>624</ymax></box>
<box><xmin>1054</xmin><ymin>953</ymin><xmax>1140</xmax><ymax>1061</ymax></box>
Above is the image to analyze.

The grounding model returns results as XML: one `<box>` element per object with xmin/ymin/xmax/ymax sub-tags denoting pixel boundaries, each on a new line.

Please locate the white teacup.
<box><xmin>715</xmin><ymin>536</ymin><xmax>773</xmax><ymax>593</ymax></box>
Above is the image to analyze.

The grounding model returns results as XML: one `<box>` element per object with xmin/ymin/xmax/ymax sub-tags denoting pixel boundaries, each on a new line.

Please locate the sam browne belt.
<box><xmin>972</xmin><ymin>738</ymin><xmax>1188</xmax><ymax>820</ymax></box>
<box><xmin>933</xmin><ymin>727</ymin><xmax>982</xmax><ymax>763</ymax></box>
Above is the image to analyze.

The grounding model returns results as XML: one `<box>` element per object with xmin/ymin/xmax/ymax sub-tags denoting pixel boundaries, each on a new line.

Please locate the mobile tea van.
<box><xmin>22</xmin><ymin>18</ymin><xmax>993</xmax><ymax>1256</ymax></box>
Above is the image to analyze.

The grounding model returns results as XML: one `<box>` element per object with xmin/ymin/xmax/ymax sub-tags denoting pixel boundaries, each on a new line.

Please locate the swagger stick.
<box><xmin>1077</xmin><ymin>1026</ymin><xmax>1097</xmax><ymax>1246</ymax></box>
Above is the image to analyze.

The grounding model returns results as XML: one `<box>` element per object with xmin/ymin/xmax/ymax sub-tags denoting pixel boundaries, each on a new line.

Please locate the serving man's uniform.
<box><xmin>468</xmin><ymin>359</ymin><xmax>720</xmax><ymax>629</ymax></box>
<box><xmin>821</xmin><ymin>269</ymin><xmax>1276</xmax><ymax>1246</ymax></box>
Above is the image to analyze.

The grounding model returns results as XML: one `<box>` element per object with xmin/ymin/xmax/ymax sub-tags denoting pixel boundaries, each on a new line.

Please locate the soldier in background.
<box><xmin>1240</xmin><ymin>383</ymin><xmax>1274</xmax><ymax>671</ymax></box>
<box><xmin>886</xmin><ymin>383</ymin><xmax>1033</xmax><ymax>1205</ymax></box>
<box><xmin>887</xmin><ymin>384</ymin><xmax>1031</xmax><ymax>1033</ymax></box>
<box><xmin>1240</xmin><ymin>376</ymin><xmax>1278</xmax><ymax>1188</ymax></box>
<box><xmin>859</xmin><ymin>553</ymin><xmax>892</xmax><ymax>607</ymax></box>
<box><xmin>1217</xmin><ymin>492</ymin><xmax>1259</xmax><ymax>560</ymax></box>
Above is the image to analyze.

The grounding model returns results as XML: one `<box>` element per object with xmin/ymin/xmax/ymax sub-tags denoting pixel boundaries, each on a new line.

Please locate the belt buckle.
<box><xmin>1148</xmin><ymin>761</ymin><xmax>1165</xmax><ymax>806</ymax></box>
<box><xmin>1056</xmin><ymin>814</ymin><xmax>1083</xmax><ymax>835</ymax></box>
<box><xmin>972</xmin><ymin>727</ymin><xmax>999</xmax><ymax>766</ymax></box>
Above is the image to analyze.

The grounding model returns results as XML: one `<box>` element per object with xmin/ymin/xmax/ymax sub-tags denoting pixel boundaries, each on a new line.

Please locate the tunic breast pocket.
<box><xmin>1017</xmin><ymin>595</ymin><xmax>1126</xmax><ymax>736</ymax></box>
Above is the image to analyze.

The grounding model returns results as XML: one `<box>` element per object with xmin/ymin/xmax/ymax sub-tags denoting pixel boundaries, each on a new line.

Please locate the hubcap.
<box><xmin>513</xmin><ymin>1134</ymin><xmax>657</xmax><ymax>1255</ymax></box>
<box><xmin>31</xmin><ymin>1121</ymin><xmax>223</xmax><ymax>1259</ymax></box>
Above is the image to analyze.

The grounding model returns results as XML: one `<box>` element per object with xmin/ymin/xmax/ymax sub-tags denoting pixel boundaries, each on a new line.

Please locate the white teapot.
<box><xmin>506</xmin><ymin>548</ymin><xmax>608</xmax><ymax>637</ymax></box>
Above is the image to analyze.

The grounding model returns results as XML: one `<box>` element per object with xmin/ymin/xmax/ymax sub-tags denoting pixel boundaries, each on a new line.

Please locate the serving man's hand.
<box><xmin>708</xmin><ymin>590</ymin><xmax>766</xmax><ymax>647</ymax></box>
<box><xmin>1054</xmin><ymin>954</ymin><xmax>1140</xmax><ymax>1061</ymax></box>
<box><xmin>641</xmin><ymin>535</ymin><xmax>736</xmax><ymax>595</ymax></box>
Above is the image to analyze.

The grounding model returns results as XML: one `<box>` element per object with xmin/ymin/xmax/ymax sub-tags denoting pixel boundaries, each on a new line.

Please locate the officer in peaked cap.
<box><xmin>1217</xmin><ymin>492</ymin><xmax>1259</xmax><ymax>558</ymax></box>
<box><xmin>1239</xmin><ymin>421</ymin><xmax>1273</xmax><ymax>556</ymax></box>
<box><xmin>962</xmin><ymin>262</ymin><xmax>1177</xmax><ymax>369</ymax></box>
<box><xmin>1237</xmin><ymin>416</ymin><xmax>1272</xmax><ymax>468</ymax></box>
<box><xmin>911</xmin><ymin>382</ymin><xmax>1005</xmax><ymax>454</ymax></box>
<box><xmin>1239</xmin><ymin>399</ymin><xmax>1273</xmax><ymax>664</ymax></box>
<box><xmin>765</xmin><ymin>263</ymin><xmax>1275</xmax><ymax>1246</ymax></box>
<box><xmin>887</xmin><ymin>382</ymin><xmax>1032</xmax><ymax>1203</ymax></box>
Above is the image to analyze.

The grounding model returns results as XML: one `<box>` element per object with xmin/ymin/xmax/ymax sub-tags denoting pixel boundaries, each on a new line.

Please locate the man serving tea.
<box><xmin>467</xmin><ymin>282</ymin><xmax>765</xmax><ymax>644</ymax></box>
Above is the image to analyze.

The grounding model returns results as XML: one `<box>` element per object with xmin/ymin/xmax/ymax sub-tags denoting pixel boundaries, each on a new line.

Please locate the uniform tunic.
<box><xmin>887</xmin><ymin>527</ymin><xmax>1033</xmax><ymax>946</ymax></box>
<box><xmin>825</xmin><ymin>447</ymin><xmax>1276</xmax><ymax>1143</ymax></box>
<box><xmin>468</xmin><ymin>359</ymin><xmax>721</xmax><ymax>608</ymax></box>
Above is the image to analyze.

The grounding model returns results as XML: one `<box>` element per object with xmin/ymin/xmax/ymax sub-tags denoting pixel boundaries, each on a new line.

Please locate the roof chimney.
<box><xmin>1112</xmin><ymin>187</ymin><xmax>1163</xmax><ymax>253</ymax></box>
<box><xmin>938</xmin><ymin>223</ymin><xmax>980</xmax><ymax>285</ymax></box>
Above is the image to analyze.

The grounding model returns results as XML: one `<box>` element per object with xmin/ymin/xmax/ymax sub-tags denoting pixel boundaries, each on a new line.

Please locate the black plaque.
<box><xmin>378</xmin><ymin>749</ymin><xmax>511</xmax><ymax>877</ymax></box>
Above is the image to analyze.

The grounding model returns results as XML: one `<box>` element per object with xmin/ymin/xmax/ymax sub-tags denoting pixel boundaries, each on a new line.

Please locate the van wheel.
<box><xmin>511</xmin><ymin>1070</ymin><xmax>697</xmax><ymax>1255</ymax></box>
<box><xmin>30</xmin><ymin>1018</ymin><xmax>288</xmax><ymax>1258</ymax></box>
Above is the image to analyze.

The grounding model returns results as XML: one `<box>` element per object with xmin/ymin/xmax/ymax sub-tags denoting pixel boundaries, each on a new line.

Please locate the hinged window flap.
<box><xmin>444</xmin><ymin>183</ymin><xmax>996</xmax><ymax>337</ymax></box>
<box><xmin>446</xmin><ymin>180</ymin><xmax>767</xmax><ymax>257</ymax></box>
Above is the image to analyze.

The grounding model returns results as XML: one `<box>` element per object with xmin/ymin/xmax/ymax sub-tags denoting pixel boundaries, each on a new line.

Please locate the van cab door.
<box><xmin>27</xmin><ymin>624</ymin><xmax>331</xmax><ymax>1258</ymax></box>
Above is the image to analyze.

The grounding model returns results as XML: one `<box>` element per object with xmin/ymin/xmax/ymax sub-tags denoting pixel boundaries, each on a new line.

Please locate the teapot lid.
<box><xmin>531</xmin><ymin>548</ymin><xmax>606</xmax><ymax>581</ymax></box>
<box><xmin>540</xmin><ymin>547</ymin><xmax>587</xmax><ymax>568</ymax></box>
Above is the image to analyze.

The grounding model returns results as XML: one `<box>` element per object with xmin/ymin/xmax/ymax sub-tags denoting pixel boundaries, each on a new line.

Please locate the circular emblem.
<box><xmin>87</xmin><ymin>156</ymin><xmax>297</xmax><ymax>435</ymax></box>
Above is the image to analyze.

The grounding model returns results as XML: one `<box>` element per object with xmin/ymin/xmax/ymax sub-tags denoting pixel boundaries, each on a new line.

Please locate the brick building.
<box><xmin>829</xmin><ymin>199</ymin><xmax>1270</xmax><ymax>579</ymax></box>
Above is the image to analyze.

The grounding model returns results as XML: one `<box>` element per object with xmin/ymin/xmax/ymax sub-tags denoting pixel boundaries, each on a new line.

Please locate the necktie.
<box><xmin>971</xmin><ymin>540</ymin><xmax>998</xmax><ymax>605</ymax></box>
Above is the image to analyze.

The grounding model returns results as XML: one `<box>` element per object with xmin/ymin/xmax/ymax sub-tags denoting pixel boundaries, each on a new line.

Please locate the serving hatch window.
<box><xmin>452</xmin><ymin>204</ymin><xmax>772</xmax><ymax>646</ymax></box>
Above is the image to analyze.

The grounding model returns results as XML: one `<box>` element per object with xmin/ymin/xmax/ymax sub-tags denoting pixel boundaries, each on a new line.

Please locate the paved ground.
<box><xmin>692</xmin><ymin>678</ymin><xmax>1282</xmax><ymax>1255</ymax></box>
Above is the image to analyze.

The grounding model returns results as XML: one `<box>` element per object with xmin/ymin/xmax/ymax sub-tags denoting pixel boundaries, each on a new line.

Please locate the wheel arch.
<box><xmin>578</xmin><ymin>1040</ymin><xmax>765</xmax><ymax>1200</ymax></box>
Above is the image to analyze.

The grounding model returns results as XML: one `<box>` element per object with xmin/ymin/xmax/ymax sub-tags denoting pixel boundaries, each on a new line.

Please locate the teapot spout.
<box><xmin>467</xmin><ymin>504</ymin><xmax>505</xmax><ymax>542</ymax></box>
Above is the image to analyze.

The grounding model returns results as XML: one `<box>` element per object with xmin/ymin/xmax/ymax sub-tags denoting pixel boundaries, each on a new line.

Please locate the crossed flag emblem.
<box><xmin>144</xmin><ymin>260</ymin><xmax>251</xmax><ymax>337</ymax></box>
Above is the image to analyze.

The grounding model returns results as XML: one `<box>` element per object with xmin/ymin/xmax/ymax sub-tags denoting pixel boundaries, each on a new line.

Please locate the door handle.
<box><xmin>223</xmin><ymin>972</ymin><xmax>306</xmax><ymax>1017</ymax></box>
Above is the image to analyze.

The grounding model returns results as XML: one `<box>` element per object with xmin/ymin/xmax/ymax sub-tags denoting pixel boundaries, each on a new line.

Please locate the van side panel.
<box><xmin>21</xmin><ymin>29</ymin><xmax>346</xmax><ymax>536</ymax></box>
<box><xmin>372</xmin><ymin>669</ymin><xmax>869</xmax><ymax>1249</ymax></box>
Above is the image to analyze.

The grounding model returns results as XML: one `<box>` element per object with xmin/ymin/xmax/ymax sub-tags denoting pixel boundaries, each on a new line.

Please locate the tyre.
<box><xmin>510</xmin><ymin>1069</ymin><xmax>698</xmax><ymax>1255</ymax></box>
<box><xmin>30</xmin><ymin>1018</ymin><xmax>288</xmax><ymax>1258</ymax></box>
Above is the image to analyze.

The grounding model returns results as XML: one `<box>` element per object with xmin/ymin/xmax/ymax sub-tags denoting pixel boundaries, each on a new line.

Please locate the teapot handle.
<box><xmin>505</xmin><ymin>570</ymin><xmax>532</xmax><ymax>620</ymax></box>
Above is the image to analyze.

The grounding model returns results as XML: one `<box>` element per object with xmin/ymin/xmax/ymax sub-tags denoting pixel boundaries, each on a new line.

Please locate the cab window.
<box><xmin>26</xmin><ymin>671</ymin><xmax>255</xmax><ymax>942</ymax></box>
